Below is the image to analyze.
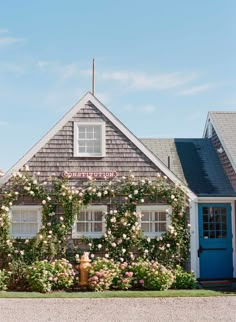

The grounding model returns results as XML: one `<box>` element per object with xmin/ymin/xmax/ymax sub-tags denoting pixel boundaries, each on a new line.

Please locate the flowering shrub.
<box><xmin>112</xmin><ymin>261</ymin><xmax>134</xmax><ymax>290</ymax></box>
<box><xmin>130</xmin><ymin>259</ymin><xmax>174</xmax><ymax>290</ymax></box>
<box><xmin>171</xmin><ymin>265</ymin><xmax>197</xmax><ymax>289</ymax></box>
<box><xmin>88</xmin><ymin>258</ymin><xmax>118</xmax><ymax>291</ymax></box>
<box><xmin>26</xmin><ymin>260</ymin><xmax>54</xmax><ymax>293</ymax></box>
<box><xmin>50</xmin><ymin>259</ymin><xmax>75</xmax><ymax>290</ymax></box>
<box><xmin>26</xmin><ymin>259</ymin><xmax>75</xmax><ymax>293</ymax></box>
<box><xmin>0</xmin><ymin>269</ymin><xmax>10</xmax><ymax>291</ymax></box>
<box><xmin>88</xmin><ymin>257</ymin><xmax>175</xmax><ymax>291</ymax></box>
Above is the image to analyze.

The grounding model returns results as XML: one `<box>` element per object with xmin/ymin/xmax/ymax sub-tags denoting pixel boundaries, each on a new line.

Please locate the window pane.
<box><xmin>79</xmin><ymin>212</ymin><xmax>87</xmax><ymax>221</ymax></box>
<box><xmin>12</xmin><ymin>223</ymin><xmax>22</xmax><ymax>234</ymax></box>
<box><xmin>87</xmin><ymin>131</ymin><xmax>93</xmax><ymax>139</ymax></box>
<box><xmin>142</xmin><ymin>212</ymin><xmax>150</xmax><ymax>221</ymax></box>
<box><xmin>141</xmin><ymin>223</ymin><xmax>150</xmax><ymax>232</ymax></box>
<box><xmin>94</xmin><ymin>146</ymin><xmax>101</xmax><ymax>153</ymax></box>
<box><xmin>94</xmin><ymin>211</ymin><xmax>103</xmax><ymax>221</ymax></box>
<box><xmin>77</xmin><ymin>223</ymin><xmax>88</xmax><ymax>232</ymax></box>
<box><xmin>159</xmin><ymin>212</ymin><xmax>166</xmax><ymax>221</ymax></box>
<box><xmin>93</xmin><ymin>223</ymin><xmax>102</xmax><ymax>232</ymax></box>
<box><xmin>12</xmin><ymin>212</ymin><xmax>21</xmax><ymax>223</ymax></box>
<box><xmin>78</xmin><ymin>145</ymin><xmax>85</xmax><ymax>153</ymax></box>
<box><xmin>159</xmin><ymin>223</ymin><xmax>166</xmax><ymax>232</ymax></box>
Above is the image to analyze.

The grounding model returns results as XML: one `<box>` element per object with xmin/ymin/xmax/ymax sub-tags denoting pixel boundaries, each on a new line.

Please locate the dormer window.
<box><xmin>74</xmin><ymin>122</ymin><xmax>106</xmax><ymax>157</ymax></box>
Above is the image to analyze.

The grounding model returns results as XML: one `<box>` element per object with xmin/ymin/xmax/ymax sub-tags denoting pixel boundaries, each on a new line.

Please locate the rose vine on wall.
<box><xmin>0</xmin><ymin>167</ymin><xmax>190</xmax><ymax>269</ymax></box>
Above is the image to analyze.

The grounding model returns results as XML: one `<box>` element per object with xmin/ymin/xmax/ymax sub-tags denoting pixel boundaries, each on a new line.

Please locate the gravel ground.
<box><xmin>0</xmin><ymin>297</ymin><xmax>236</xmax><ymax>322</ymax></box>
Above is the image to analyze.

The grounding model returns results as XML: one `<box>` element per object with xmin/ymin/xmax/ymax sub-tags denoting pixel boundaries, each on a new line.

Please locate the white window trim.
<box><xmin>73</xmin><ymin>121</ymin><xmax>106</xmax><ymax>157</ymax></box>
<box><xmin>136</xmin><ymin>205</ymin><xmax>172</xmax><ymax>238</ymax></box>
<box><xmin>72</xmin><ymin>205</ymin><xmax>107</xmax><ymax>238</ymax></box>
<box><xmin>10</xmin><ymin>205</ymin><xmax>42</xmax><ymax>239</ymax></box>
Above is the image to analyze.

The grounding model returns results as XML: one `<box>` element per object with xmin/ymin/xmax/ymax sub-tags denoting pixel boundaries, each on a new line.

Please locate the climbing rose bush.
<box><xmin>0</xmin><ymin>168</ymin><xmax>191</xmax><ymax>292</ymax></box>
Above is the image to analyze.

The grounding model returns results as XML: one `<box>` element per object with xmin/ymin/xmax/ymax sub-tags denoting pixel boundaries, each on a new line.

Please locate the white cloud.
<box><xmin>36</xmin><ymin>60</ymin><xmax>79</xmax><ymax>81</ymax></box>
<box><xmin>122</xmin><ymin>103</ymin><xmax>157</xmax><ymax>114</ymax></box>
<box><xmin>95</xmin><ymin>92</ymin><xmax>111</xmax><ymax>105</ymax></box>
<box><xmin>0</xmin><ymin>29</ymin><xmax>24</xmax><ymax>46</ymax></box>
<box><xmin>0</xmin><ymin>37</ymin><xmax>24</xmax><ymax>46</ymax></box>
<box><xmin>178</xmin><ymin>83</ymin><xmax>215</xmax><ymax>96</ymax></box>
<box><xmin>0</xmin><ymin>62</ymin><xmax>25</xmax><ymax>74</ymax></box>
<box><xmin>0</xmin><ymin>28</ymin><xmax>8</xmax><ymax>34</ymax></box>
<box><xmin>100</xmin><ymin>70</ymin><xmax>198</xmax><ymax>91</ymax></box>
<box><xmin>140</xmin><ymin>104</ymin><xmax>156</xmax><ymax>113</ymax></box>
<box><xmin>0</xmin><ymin>120</ymin><xmax>9</xmax><ymax>126</ymax></box>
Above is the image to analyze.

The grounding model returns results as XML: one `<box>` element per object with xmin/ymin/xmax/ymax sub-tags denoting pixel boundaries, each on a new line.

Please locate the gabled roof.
<box><xmin>140</xmin><ymin>138</ymin><xmax>187</xmax><ymax>184</ymax></box>
<box><xmin>175</xmin><ymin>139</ymin><xmax>236</xmax><ymax>197</ymax></box>
<box><xmin>0</xmin><ymin>92</ymin><xmax>196</xmax><ymax>200</ymax></box>
<box><xmin>142</xmin><ymin>138</ymin><xmax>236</xmax><ymax>197</ymax></box>
<box><xmin>205</xmin><ymin>111</ymin><xmax>236</xmax><ymax>175</ymax></box>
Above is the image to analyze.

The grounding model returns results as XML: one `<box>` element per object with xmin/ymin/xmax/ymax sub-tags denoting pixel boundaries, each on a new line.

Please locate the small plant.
<box><xmin>88</xmin><ymin>258</ymin><xmax>119</xmax><ymax>291</ymax></box>
<box><xmin>0</xmin><ymin>269</ymin><xmax>10</xmax><ymax>291</ymax></box>
<box><xmin>51</xmin><ymin>258</ymin><xmax>75</xmax><ymax>290</ymax></box>
<box><xmin>131</xmin><ymin>259</ymin><xmax>174</xmax><ymax>291</ymax></box>
<box><xmin>26</xmin><ymin>260</ymin><xmax>54</xmax><ymax>293</ymax></box>
<box><xmin>26</xmin><ymin>259</ymin><xmax>75</xmax><ymax>293</ymax></box>
<box><xmin>112</xmin><ymin>262</ymin><xmax>134</xmax><ymax>290</ymax></box>
<box><xmin>172</xmin><ymin>265</ymin><xmax>197</xmax><ymax>289</ymax></box>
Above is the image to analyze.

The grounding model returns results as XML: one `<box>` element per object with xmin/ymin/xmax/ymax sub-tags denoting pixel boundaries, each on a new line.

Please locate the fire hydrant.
<box><xmin>79</xmin><ymin>252</ymin><xmax>91</xmax><ymax>287</ymax></box>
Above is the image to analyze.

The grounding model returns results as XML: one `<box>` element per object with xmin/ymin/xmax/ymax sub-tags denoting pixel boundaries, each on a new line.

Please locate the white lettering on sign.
<box><xmin>62</xmin><ymin>171</ymin><xmax>117</xmax><ymax>179</ymax></box>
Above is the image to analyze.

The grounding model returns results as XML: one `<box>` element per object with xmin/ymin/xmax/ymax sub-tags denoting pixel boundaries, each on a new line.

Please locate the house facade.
<box><xmin>1</xmin><ymin>93</ymin><xmax>236</xmax><ymax>280</ymax></box>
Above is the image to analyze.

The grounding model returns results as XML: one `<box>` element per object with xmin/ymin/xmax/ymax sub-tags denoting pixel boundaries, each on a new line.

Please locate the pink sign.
<box><xmin>62</xmin><ymin>171</ymin><xmax>117</xmax><ymax>179</ymax></box>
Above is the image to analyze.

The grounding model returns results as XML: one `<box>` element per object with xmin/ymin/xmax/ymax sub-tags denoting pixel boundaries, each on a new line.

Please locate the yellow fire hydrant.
<box><xmin>79</xmin><ymin>252</ymin><xmax>91</xmax><ymax>287</ymax></box>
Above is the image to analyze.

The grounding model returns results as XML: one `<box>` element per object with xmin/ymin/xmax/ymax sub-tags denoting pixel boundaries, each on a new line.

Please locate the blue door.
<box><xmin>198</xmin><ymin>204</ymin><xmax>233</xmax><ymax>279</ymax></box>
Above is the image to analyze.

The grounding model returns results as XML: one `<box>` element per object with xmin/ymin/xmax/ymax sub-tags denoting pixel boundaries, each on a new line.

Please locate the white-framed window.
<box><xmin>137</xmin><ymin>205</ymin><xmax>171</xmax><ymax>237</ymax></box>
<box><xmin>10</xmin><ymin>205</ymin><xmax>42</xmax><ymax>238</ymax></box>
<box><xmin>73</xmin><ymin>122</ymin><xmax>106</xmax><ymax>157</ymax></box>
<box><xmin>72</xmin><ymin>205</ymin><xmax>107</xmax><ymax>238</ymax></box>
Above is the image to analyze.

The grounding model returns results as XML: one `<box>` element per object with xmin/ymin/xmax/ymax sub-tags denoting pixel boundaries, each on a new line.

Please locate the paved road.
<box><xmin>0</xmin><ymin>297</ymin><xmax>236</xmax><ymax>322</ymax></box>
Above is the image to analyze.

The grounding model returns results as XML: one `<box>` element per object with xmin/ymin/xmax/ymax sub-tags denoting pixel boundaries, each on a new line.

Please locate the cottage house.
<box><xmin>0</xmin><ymin>92</ymin><xmax>235</xmax><ymax>280</ymax></box>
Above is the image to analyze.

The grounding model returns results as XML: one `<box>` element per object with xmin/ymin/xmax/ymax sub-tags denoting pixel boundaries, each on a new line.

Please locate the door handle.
<box><xmin>198</xmin><ymin>245</ymin><xmax>203</xmax><ymax>257</ymax></box>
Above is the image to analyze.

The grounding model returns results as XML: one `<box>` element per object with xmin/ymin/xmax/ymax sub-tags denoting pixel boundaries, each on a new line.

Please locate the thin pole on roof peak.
<box><xmin>92</xmin><ymin>58</ymin><xmax>95</xmax><ymax>95</ymax></box>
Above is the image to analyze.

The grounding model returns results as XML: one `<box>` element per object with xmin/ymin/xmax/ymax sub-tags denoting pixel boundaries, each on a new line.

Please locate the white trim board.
<box><xmin>0</xmin><ymin>92</ymin><xmax>196</xmax><ymax>199</ymax></box>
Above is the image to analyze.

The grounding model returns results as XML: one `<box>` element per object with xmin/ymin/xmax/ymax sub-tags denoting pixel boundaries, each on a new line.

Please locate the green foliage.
<box><xmin>26</xmin><ymin>259</ymin><xmax>75</xmax><ymax>293</ymax></box>
<box><xmin>172</xmin><ymin>265</ymin><xmax>197</xmax><ymax>289</ymax></box>
<box><xmin>88</xmin><ymin>258</ymin><xmax>119</xmax><ymax>291</ymax></box>
<box><xmin>0</xmin><ymin>269</ymin><xmax>10</xmax><ymax>291</ymax></box>
<box><xmin>26</xmin><ymin>260</ymin><xmax>54</xmax><ymax>293</ymax></box>
<box><xmin>130</xmin><ymin>259</ymin><xmax>174</xmax><ymax>290</ymax></box>
<box><xmin>50</xmin><ymin>259</ymin><xmax>75</xmax><ymax>290</ymax></box>
<box><xmin>7</xmin><ymin>259</ymin><xmax>29</xmax><ymax>291</ymax></box>
<box><xmin>89</xmin><ymin>257</ymin><xmax>175</xmax><ymax>292</ymax></box>
<box><xmin>0</xmin><ymin>168</ymin><xmax>191</xmax><ymax>292</ymax></box>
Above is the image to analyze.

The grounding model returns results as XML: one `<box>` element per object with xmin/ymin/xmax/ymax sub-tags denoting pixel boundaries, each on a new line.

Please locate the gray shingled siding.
<box><xmin>210</xmin><ymin>127</ymin><xmax>236</xmax><ymax>191</ymax></box>
<box><xmin>26</xmin><ymin>102</ymin><xmax>165</xmax><ymax>183</ymax></box>
<box><xmin>210</xmin><ymin>112</ymin><xmax>236</xmax><ymax>170</ymax></box>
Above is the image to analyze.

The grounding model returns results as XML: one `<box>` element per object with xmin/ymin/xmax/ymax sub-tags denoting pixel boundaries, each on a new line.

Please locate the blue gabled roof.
<box><xmin>175</xmin><ymin>138</ymin><xmax>236</xmax><ymax>197</ymax></box>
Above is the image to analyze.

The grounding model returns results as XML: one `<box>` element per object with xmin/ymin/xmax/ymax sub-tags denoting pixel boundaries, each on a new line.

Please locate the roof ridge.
<box><xmin>209</xmin><ymin>111</ymin><xmax>236</xmax><ymax>114</ymax></box>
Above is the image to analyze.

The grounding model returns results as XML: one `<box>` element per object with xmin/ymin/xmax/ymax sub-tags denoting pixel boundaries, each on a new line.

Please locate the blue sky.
<box><xmin>0</xmin><ymin>1</ymin><xmax>235</xmax><ymax>172</ymax></box>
